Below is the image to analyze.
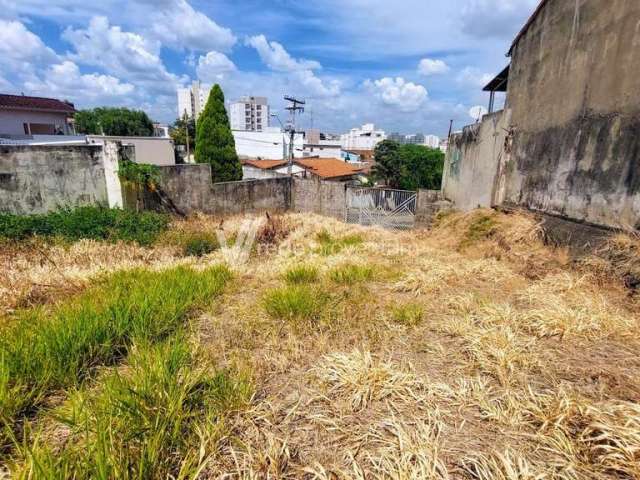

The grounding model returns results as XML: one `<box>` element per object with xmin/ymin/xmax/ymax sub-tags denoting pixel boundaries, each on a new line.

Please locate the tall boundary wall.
<box><xmin>0</xmin><ymin>143</ymin><xmax>122</xmax><ymax>215</ymax></box>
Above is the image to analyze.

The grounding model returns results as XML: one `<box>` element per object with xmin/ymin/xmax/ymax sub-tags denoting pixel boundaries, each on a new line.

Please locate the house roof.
<box><xmin>508</xmin><ymin>0</ymin><xmax>549</xmax><ymax>56</ymax></box>
<box><xmin>0</xmin><ymin>94</ymin><xmax>76</xmax><ymax>113</ymax></box>
<box><xmin>294</xmin><ymin>158</ymin><xmax>364</xmax><ymax>179</ymax></box>
<box><xmin>242</xmin><ymin>159</ymin><xmax>287</xmax><ymax>170</ymax></box>
<box><xmin>483</xmin><ymin>65</ymin><xmax>510</xmax><ymax>92</ymax></box>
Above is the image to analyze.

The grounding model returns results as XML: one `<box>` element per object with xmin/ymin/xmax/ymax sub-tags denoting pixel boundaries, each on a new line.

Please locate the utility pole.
<box><xmin>284</xmin><ymin>95</ymin><xmax>305</xmax><ymax>176</ymax></box>
<box><xmin>183</xmin><ymin>112</ymin><xmax>191</xmax><ymax>163</ymax></box>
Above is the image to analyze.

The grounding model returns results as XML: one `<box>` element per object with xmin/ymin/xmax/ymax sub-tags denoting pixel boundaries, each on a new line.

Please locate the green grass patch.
<box><xmin>460</xmin><ymin>213</ymin><xmax>497</xmax><ymax>249</ymax></box>
<box><xmin>12</xmin><ymin>336</ymin><xmax>251</xmax><ymax>479</ymax></box>
<box><xmin>283</xmin><ymin>265</ymin><xmax>319</xmax><ymax>285</ymax></box>
<box><xmin>0</xmin><ymin>206</ymin><xmax>169</xmax><ymax>246</ymax></box>
<box><xmin>263</xmin><ymin>285</ymin><xmax>327</xmax><ymax>322</ymax></box>
<box><xmin>391</xmin><ymin>303</ymin><xmax>424</xmax><ymax>327</ymax></box>
<box><xmin>315</xmin><ymin>229</ymin><xmax>364</xmax><ymax>256</ymax></box>
<box><xmin>182</xmin><ymin>232</ymin><xmax>220</xmax><ymax>257</ymax></box>
<box><xmin>0</xmin><ymin>265</ymin><xmax>232</xmax><ymax>450</ymax></box>
<box><xmin>328</xmin><ymin>264</ymin><xmax>374</xmax><ymax>285</ymax></box>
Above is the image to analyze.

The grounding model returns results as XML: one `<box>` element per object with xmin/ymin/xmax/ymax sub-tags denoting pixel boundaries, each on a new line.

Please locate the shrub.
<box><xmin>315</xmin><ymin>229</ymin><xmax>364</xmax><ymax>256</ymax></box>
<box><xmin>263</xmin><ymin>285</ymin><xmax>326</xmax><ymax>322</ymax></box>
<box><xmin>182</xmin><ymin>232</ymin><xmax>219</xmax><ymax>257</ymax></box>
<box><xmin>329</xmin><ymin>264</ymin><xmax>374</xmax><ymax>285</ymax></box>
<box><xmin>0</xmin><ymin>265</ymin><xmax>232</xmax><ymax>448</ymax></box>
<box><xmin>391</xmin><ymin>303</ymin><xmax>424</xmax><ymax>327</ymax></box>
<box><xmin>284</xmin><ymin>265</ymin><xmax>319</xmax><ymax>284</ymax></box>
<box><xmin>0</xmin><ymin>206</ymin><xmax>169</xmax><ymax>246</ymax></box>
<box><xmin>118</xmin><ymin>159</ymin><xmax>161</xmax><ymax>188</ymax></box>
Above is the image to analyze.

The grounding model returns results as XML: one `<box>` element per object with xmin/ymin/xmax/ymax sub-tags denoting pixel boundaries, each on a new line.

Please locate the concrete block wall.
<box><xmin>156</xmin><ymin>164</ymin><xmax>291</xmax><ymax>215</ymax></box>
<box><xmin>291</xmin><ymin>178</ymin><xmax>348</xmax><ymax>220</ymax></box>
<box><xmin>0</xmin><ymin>144</ymin><xmax>112</xmax><ymax>214</ymax></box>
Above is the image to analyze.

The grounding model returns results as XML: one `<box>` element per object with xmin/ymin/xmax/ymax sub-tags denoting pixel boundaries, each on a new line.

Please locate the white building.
<box><xmin>176</xmin><ymin>81</ymin><xmax>210</xmax><ymax>119</ymax></box>
<box><xmin>229</xmin><ymin>96</ymin><xmax>269</xmax><ymax>131</ymax></box>
<box><xmin>340</xmin><ymin>123</ymin><xmax>386</xmax><ymax>150</ymax></box>
<box><xmin>424</xmin><ymin>135</ymin><xmax>440</xmax><ymax>149</ymax></box>
<box><xmin>233</xmin><ymin>128</ymin><xmax>304</xmax><ymax>160</ymax></box>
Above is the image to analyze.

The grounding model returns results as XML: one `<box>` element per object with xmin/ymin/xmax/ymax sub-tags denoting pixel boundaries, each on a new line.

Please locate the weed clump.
<box><xmin>329</xmin><ymin>264</ymin><xmax>374</xmax><ymax>285</ymax></box>
<box><xmin>391</xmin><ymin>303</ymin><xmax>424</xmax><ymax>326</ymax></box>
<box><xmin>0</xmin><ymin>265</ymin><xmax>232</xmax><ymax>448</ymax></box>
<box><xmin>256</xmin><ymin>213</ymin><xmax>291</xmax><ymax>247</ymax></box>
<box><xmin>263</xmin><ymin>285</ymin><xmax>326</xmax><ymax>322</ymax></box>
<box><xmin>284</xmin><ymin>265</ymin><xmax>319</xmax><ymax>285</ymax></box>
<box><xmin>0</xmin><ymin>206</ymin><xmax>169</xmax><ymax>246</ymax></box>
<box><xmin>315</xmin><ymin>229</ymin><xmax>364</xmax><ymax>256</ymax></box>
<box><xmin>460</xmin><ymin>213</ymin><xmax>497</xmax><ymax>249</ymax></box>
<box><xmin>182</xmin><ymin>232</ymin><xmax>219</xmax><ymax>257</ymax></box>
<box><xmin>13</xmin><ymin>337</ymin><xmax>252</xmax><ymax>478</ymax></box>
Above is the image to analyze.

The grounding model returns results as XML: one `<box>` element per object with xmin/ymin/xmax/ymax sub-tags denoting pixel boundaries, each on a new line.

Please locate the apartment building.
<box><xmin>229</xmin><ymin>96</ymin><xmax>269</xmax><ymax>131</ymax></box>
<box><xmin>176</xmin><ymin>81</ymin><xmax>210</xmax><ymax>119</ymax></box>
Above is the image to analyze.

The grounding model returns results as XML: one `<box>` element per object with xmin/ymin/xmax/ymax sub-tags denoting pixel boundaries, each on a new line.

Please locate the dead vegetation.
<box><xmin>2</xmin><ymin>208</ymin><xmax>640</xmax><ymax>478</ymax></box>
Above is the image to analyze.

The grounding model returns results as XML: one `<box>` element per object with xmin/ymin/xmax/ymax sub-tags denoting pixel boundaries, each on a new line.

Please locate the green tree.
<box><xmin>170</xmin><ymin>116</ymin><xmax>196</xmax><ymax>150</ymax></box>
<box><xmin>195</xmin><ymin>84</ymin><xmax>242</xmax><ymax>182</ymax></box>
<box><xmin>75</xmin><ymin>108</ymin><xmax>154</xmax><ymax>136</ymax></box>
<box><xmin>372</xmin><ymin>141</ymin><xmax>444</xmax><ymax>190</ymax></box>
<box><xmin>398</xmin><ymin>144</ymin><xmax>444</xmax><ymax>191</ymax></box>
<box><xmin>371</xmin><ymin>140</ymin><xmax>403</xmax><ymax>187</ymax></box>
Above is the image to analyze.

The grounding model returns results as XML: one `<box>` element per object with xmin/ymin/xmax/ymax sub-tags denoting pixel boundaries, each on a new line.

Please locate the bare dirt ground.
<box><xmin>3</xmin><ymin>210</ymin><xmax>640</xmax><ymax>478</ymax></box>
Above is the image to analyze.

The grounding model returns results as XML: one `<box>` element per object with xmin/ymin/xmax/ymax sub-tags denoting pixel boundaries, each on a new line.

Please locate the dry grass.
<box><xmin>2</xmin><ymin>209</ymin><xmax>640</xmax><ymax>478</ymax></box>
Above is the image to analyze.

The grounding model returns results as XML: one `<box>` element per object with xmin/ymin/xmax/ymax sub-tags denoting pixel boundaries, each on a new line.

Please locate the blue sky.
<box><xmin>0</xmin><ymin>0</ymin><xmax>538</xmax><ymax>136</ymax></box>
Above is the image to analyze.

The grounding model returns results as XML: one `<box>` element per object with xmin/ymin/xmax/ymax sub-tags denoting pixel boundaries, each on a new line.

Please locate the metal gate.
<box><xmin>345</xmin><ymin>187</ymin><xmax>417</xmax><ymax>229</ymax></box>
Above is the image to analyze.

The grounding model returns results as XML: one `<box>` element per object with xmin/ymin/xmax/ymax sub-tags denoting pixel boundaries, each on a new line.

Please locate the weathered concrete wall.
<box><xmin>503</xmin><ymin>0</ymin><xmax>640</xmax><ymax>229</ymax></box>
<box><xmin>155</xmin><ymin>164</ymin><xmax>290</xmax><ymax>215</ymax></box>
<box><xmin>292</xmin><ymin>178</ymin><xmax>347</xmax><ymax>220</ymax></box>
<box><xmin>0</xmin><ymin>145</ymin><xmax>111</xmax><ymax>214</ymax></box>
<box><xmin>442</xmin><ymin>109</ymin><xmax>512</xmax><ymax>210</ymax></box>
<box><xmin>415</xmin><ymin>189</ymin><xmax>452</xmax><ymax>226</ymax></box>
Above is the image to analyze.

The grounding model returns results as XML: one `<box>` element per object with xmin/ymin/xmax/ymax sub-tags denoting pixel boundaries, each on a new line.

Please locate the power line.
<box><xmin>284</xmin><ymin>95</ymin><xmax>305</xmax><ymax>175</ymax></box>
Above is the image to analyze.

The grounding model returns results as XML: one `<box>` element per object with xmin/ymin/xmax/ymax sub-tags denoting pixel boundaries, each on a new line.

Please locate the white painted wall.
<box><xmin>88</xmin><ymin>135</ymin><xmax>175</xmax><ymax>166</ymax></box>
<box><xmin>0</xmin><ymin>110</ymin><xmax>73</xmax><ymax>135</ymax></box>
<box><xmin>233</xmin><ymin>130</ymin><xmax>304</xmax><ymax>160</ymax></box>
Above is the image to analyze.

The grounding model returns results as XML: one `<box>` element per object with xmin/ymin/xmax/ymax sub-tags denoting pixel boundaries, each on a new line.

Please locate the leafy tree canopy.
<box><xmin>195</xmin><ymin>84</ymin><xmax>242</xmax><ymax>182</ymax></box>
<box><xmin>372</xmin><ymin>140</ymin><xmax>444</xmax><ymax>191</ymax></box>
<box><xmin>170</xmin><ymin>116</ymin><xmax>196</xmax><ymax>150</ymax></box>
<box><xmin>75</xmin><ymin>108</ymin><xmax>154</xmax><ymax>136</ymax></box>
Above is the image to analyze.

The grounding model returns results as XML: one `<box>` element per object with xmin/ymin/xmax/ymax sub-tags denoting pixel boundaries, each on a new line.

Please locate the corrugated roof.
<box><xmin>294</xmin><ymin>158</ymin><xmax>364</xmax><ymax>179</ymax></box>
<box><xmin>508</xmin><ymin>0</ymin><xmax>550</xmax><ymax>56</ymax></box>
<box><xmin>0</xmin><ymin>94</ymin><xmax>76</xmax><ymax>113</ymax></box>
<box><xmin>483</xmin><ymin>65</ymin><xmax>510</xmax><ymax>92</ymax></box>
<box><xmin>242</xmin><ymin>159</ymin><xmax>287</xmax><ymax>170</ymax></box>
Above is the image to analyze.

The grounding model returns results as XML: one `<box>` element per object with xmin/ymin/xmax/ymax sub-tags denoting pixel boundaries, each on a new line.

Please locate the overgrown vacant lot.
<box><xmin>1</xmin><ymin>209</ymin><xmax>640</xmax><ymax>478</ymax></box>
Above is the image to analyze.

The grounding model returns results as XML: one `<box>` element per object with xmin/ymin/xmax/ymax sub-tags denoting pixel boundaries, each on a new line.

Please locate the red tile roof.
<box><xmin>242</xmin><ymin>159</ymin><xmax>288</xmax><ymax>169</ymax></box>
<box><xmin>0</xmin><ymin>94</ymin><xmax>76</xmax><ymax>113</ymax></box>
<box><xmin>294</xmin><ymin>158</ymin><xmax>364</xmax><ymax>179</ymax></box>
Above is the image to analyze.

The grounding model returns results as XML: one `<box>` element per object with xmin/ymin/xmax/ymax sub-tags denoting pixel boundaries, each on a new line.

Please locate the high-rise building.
<box><xmin>229</xmin><ymin>96</ymin><xmax>270</xmax><ymax>131</ymax></box>
<box><xmin>176</xmin><ymin>81</ymin><xmax>211</xmax><ymax>119</ymax></box>
<box><xmin>424</xmin><ymin>134</ymin><xmax>440</xmax><ymax>149</ymax></box>
<box><xmin>340</xmin><ymin>123</ymin><xmax>386</xmax><ymax>150</ymax></box>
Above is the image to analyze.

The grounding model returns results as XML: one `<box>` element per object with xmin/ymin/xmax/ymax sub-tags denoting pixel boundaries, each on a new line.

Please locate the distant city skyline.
<box><xmin>2</xmin><ymin>0</ymin><xmax>533</xmax><ymax>135</ymax></box>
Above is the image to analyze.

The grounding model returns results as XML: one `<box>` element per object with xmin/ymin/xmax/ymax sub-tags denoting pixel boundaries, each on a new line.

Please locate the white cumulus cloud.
<box><xmin>457</xmin><ymin>67</ymin><xmax>494</xmax><ymax>88</ymax></box>
<box><xmin>148</xmin><ymin>0</ymin><xmax>236</xmax><ymax>51</ymax></box>
<box><xmin>0</xmin><ymin>19</ymin><xmax>57</xmax><ymax>62</ymax></box>
<box><xmin>418</xmin><ymin>58</ymin><xmax>449</xmax><ymax>76</ymax></box>
<box><xmin>196</xmin><ymin>51</ymin><xmax>236</xmax><ymax>82</ymax></box>
<box><xmin>62</xmin><ymin>16</ymin><xmax>183</xmax><ymax>95</ymax></box>
<box><xmin>364</xmin><ymin>77</ymin><xmax>427</xmax><ymax>112</ymax></box>
<box><xmin>25</xmin><ymin>61</ymin><xmax>134</xmax><ymax>101</ymax></box>
<box><xmin>245</xmin><ymin>34</ymin><xmax>321</xmax><ymax>72</ymax></box>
